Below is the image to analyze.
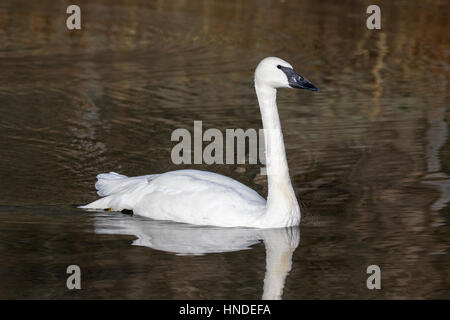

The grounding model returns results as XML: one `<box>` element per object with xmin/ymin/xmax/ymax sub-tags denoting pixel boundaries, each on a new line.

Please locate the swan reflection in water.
<box><xmin>94</xmin><ymin>214</ymin><xmax>300</xmax><ymax>300</ymax></box>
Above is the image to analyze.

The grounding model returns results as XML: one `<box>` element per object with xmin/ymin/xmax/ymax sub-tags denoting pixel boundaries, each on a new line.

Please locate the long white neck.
<box><xmin>255</xmin><ymin>84</ymin><xmax>300</xmax><ymax>227</ymax></box>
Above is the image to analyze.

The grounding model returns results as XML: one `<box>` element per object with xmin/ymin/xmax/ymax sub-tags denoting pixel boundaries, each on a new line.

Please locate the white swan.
<box><xmin>80</xmin><ymin>57</ymin><xmax>319</xmax><ymax>228</ymax></box>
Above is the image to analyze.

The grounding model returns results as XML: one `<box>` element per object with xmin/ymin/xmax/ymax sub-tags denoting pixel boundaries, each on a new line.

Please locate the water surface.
<box><xmin>0</xmin><ymin>0</ymin><xmax>449</xmax><ymax>299</ymax></box>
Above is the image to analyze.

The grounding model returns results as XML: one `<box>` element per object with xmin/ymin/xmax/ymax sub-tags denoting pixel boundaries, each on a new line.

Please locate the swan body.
<box><xmin>80</xmin><ymin>57</ymin><xmax>318</xmax><ymax>228</ymax></box>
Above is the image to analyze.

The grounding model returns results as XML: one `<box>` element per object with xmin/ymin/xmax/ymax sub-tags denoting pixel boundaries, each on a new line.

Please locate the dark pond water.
<box><xmin>0</xmin><ymin>0</ymin><xmax>449</xmax><ymax>299</ymax></box>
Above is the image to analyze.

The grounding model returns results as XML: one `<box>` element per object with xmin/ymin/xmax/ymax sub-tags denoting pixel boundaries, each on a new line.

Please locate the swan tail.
<box><xmin>79</xmin><ymin>172</ymin><xmax>158</xmax><ymax>211</ymax></box>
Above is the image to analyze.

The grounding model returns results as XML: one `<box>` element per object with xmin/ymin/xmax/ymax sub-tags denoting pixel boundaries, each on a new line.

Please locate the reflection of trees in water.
<box><xmin>320</xmin><ymin>4</ymin><xmax>449</xmax><ymax>297</ymax></box>
<box><xmin>0</xmin><ymin>0</ymin><xmax>448</xmax><ymax>297</ymax></box>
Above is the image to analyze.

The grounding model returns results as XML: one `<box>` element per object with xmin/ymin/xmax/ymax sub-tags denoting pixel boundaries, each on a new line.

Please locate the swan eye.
<box><xmin>277</xmin><ymin>65</ymin><xmax>282</xmax><ymax>69</ymax></box>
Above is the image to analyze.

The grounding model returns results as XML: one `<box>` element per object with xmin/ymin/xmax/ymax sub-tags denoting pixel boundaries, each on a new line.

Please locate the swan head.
<box><xmin>255</xmin><ymin>57</ymin><xmax>319</xmax><ymax>91</ymax></box>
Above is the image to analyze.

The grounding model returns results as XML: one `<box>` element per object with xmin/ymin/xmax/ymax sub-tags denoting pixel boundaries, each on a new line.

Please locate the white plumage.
<box><xmin>80</xmin><ymin>57</ymin><xmax>319</xmax><ymax>228</ymax></box>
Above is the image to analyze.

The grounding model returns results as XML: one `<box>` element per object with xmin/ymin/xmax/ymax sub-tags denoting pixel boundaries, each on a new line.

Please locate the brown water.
<box><xmin>0</xmin><ymin>0</ymin><xmax>449</xmax><ymax>299</ymax></box>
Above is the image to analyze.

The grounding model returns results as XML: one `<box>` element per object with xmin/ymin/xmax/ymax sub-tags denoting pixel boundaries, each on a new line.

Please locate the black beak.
<box><xmin>279</xmin><ymin>66</ymin><xmax>319</xmax><ymax>91</ymax></box>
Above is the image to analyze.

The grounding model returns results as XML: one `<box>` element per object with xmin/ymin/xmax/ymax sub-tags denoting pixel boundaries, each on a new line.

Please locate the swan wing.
<box><xmin>81</xmin><ymin>169</ymin><xmax>266</xmax><ymax>227</ymax></box>
<box><xmin>134</xmin><ymin>170</ymin><xmax>266</xmax><ymax>227</ymax></box>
